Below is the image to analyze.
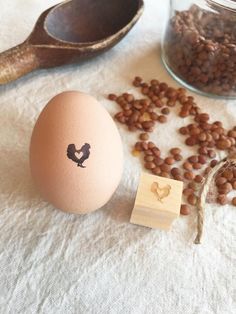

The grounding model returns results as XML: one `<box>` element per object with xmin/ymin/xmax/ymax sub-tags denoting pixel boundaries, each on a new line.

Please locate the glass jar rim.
<box><xmin>208</xmin><ymin>0</ymin><xmax>236</xmax><ymax>11</ymax></box>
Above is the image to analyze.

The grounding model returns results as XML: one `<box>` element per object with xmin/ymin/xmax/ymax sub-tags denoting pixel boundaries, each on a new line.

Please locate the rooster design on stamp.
<box><xmin>151</xmin><ymin>181</ymin><xmax>171</xmax><ymax>203</ymax></box>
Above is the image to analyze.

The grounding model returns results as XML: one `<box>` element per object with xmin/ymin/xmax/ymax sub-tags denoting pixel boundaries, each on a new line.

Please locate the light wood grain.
<box><xmin>130</xmin><ymin>172</ymin><xmax>183</xmax><ymax>230</ymax></box>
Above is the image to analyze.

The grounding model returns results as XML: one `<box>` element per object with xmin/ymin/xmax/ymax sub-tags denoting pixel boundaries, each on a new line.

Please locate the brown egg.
<box><xmin>30</xmin><ymin>91</ymin><xmax>123</xmax><ymax>214</ymax></box>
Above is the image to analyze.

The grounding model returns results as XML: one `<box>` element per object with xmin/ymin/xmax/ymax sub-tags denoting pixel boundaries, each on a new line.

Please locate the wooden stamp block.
<box><xmin>130</xmin><ymin>172</ymin><xmax>183</xmax><ymax>230</ymax></box>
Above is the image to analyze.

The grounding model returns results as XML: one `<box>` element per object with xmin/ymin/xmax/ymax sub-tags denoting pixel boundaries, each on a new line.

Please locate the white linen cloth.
<box><xmin>0</xmin><ymin>1</ymin><xmax>235</xmax><ymax>313</ymax></box>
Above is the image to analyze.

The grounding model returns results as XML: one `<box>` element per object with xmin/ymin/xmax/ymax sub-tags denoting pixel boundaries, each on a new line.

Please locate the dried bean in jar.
<box><xmin>163</xmin><ymin>5</ymin><xmax>236</xmax><ymax>96</ymax></box>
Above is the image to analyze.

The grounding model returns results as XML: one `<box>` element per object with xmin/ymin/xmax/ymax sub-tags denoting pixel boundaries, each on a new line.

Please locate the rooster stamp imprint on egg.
<box><xmin>151</xmin><ymin>182</ymin><xmax>171</xmax><ymax>203</ymax></box>
<box><xmin>67</xmin><ymin>143</ymin><xmax>91</xmax><ymax>168</ymax></box>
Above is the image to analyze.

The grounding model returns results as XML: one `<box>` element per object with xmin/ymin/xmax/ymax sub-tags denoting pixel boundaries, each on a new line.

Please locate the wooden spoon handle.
<box><xmin>0</xmin><ymin>42</ymin><xmax>39</xmax><ymax>85</ymax></box>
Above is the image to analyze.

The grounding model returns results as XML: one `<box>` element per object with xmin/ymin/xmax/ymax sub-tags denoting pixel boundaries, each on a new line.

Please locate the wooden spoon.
<box><xmin>0</xmin><ymin>0</ymin><xmax>144</xmax><ymax>85</ymax></box>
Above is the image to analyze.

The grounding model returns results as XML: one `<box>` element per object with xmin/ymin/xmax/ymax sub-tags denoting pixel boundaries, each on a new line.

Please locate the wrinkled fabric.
<box><xmin>0</xmin><ymin>1</ymin><xmax>235</xmax><ymax>313</ymax></box>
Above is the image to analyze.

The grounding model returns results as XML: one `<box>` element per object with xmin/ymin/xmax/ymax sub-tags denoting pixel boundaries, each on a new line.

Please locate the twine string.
<box><xmin>195</xmin><ymin>154</ymin><xmax>236</xmax><ymax>244</ymax></box>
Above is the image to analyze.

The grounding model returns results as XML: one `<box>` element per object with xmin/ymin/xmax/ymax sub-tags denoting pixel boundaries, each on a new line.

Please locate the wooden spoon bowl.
<box><xmin>0</xmin><ymin>0</ymin><xmax>144</xmax><ymax>85</ymax></box>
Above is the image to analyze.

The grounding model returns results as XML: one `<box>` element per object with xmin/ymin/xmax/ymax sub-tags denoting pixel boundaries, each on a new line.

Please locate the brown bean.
<box><xmin>179</xmin><ymin>110</ymin><xmax>190</xmax><ymax>118</ymax></box>
<box><xmin>198</xmin><ymin>132</ymin><xmax>207</xmax><ymax>142</ymax></box>
<box><xmin>167</xmin><ymin>100</ymin><xmax>176</xmax><ymax>107</ymax></box>
<box><xmin>185</xmin><ymin>137</ymin><xmax>197</xmax><ymax>146</ymax></box>
<box><xmin>187</xmin><ymin>194</ymin><xmax>198</xmax><ymax>206</ymax></box>
<box><xmin>144</xmin><ymin>155</ymin><xmax>154</xmax><ymax>162</ymax></box>
<box><xmin>184</xmin><ymin>171</ymin><xmax>195</xmax><ymax>180</ymax></box>
<box><xmin>232</xmin><ymin>180</ymin><xmax>236</xmax><ymax>190</ymax></box>
<box><xmin>160</xmin><ymin>163</ymin><xmax>171</xmax><ymax>173</ymax></box>
<box><xmin>190</xmin><ymin>128</ymin><xmax>201</xmax><ymax>136</ymax></box>
<box><xmin>217</xmin><ymin>195</ymin><xmax>228</xmax><ymax>205</ymax></box>
<box><xmin>158</xmin><ymin>115</ymin><xmax>167</xmax><ymax>123</ymax></box>
<box><xmin>183</xmin><ymin>162</ymin><xmax>193</xmax><ymax>171</ymax></box>
<box><xmin>144</xmin><ymin>149</ymin><xmax>153</xmax><ymax>156</ymax></box>
<box><xmin>180</xmin><ymin>204</ymin><xmax>190</xmax><ymax>215</ymax></box>
<box><xmin>232</xmin><ymin>197</ymin><xmax>236</xmax><ymax>206</ymax></box>
<box><xmin>124</xmin><ymin>109</ymin><xmax>132</xmax><ymax>117</ymax></box>
<box><xmin>116</xmin><ymin>96</ymin><xmax>125</xmax><ymax>104</ymax></box>
<box><xmin>141</xmin><ymin>142</ymin><xmax>148</xmax><ymax>151</ymax></box>
<box><xmin>179</xmin><ymin>127</ymin><xmax>189</xmax><ymax>135</ymax></box>
<box><xmin>128</xmin><ymin>125</ymin><xmax>137</xmax><ymax>132</ymax></box>
<box><xmin>210</xmin><ymin>159</ymin><xmax>218</xmax><ymax>167</ymax></box>
<box><xmin>142</xmin><ymin>121</ymin><xmax>154</xmax><ymax>129</ymax></box>
<box><xmin>194</xmin><ymin>175</ymin><xmax>204</xmax><ymax>183</ymax></box>
<box><xmin>134</xmin><ymin>76</ymin><xmax>142</xmax><ymax>82</ymax></box>
<box><xmin>229</xmin><ymin>176</ymin><xmax>236</xmax><ymax>185</ymax></box>
<box><xmin>197</xmin><ymin>113</ymin><xmax>210</xmax><ymax>123</ymax></box>
<box><xmin>152</xmin><ymin>167</ymin><xmax>161</xmax><ymax>175</ymax></box>
<box><xmin>174</xmin><ymin>154</ymin><xmax>183</xmax><ymax>161</ymax></box>
<box><xmin>150</xmin><ymin>79</ymin><xmax>159</xmax><ymax>86</ymax></box>
<box><xmin>154</xmin><ymin>157</ymin><xmax>164</xmax><ymax>166</ymax></box>
<box><xmin>140</xmin><ymin>99</ymin><xmax>150</xmax><ymax>107</ymax></box>
<box><xmin>160</xmin><ymin>172</ymin><xmax>170</xmax><ymax>178</ymax></box>
<box><xmin>229</xmin><ymin>137</ymin><xmax>236</xmax><ymax>146</ymax></box>
<box><xmin>183</xmin><ymin>188</ymin><xmax>194</xmax><ymax>196</ymax></box>
<box><xmin>146</xmin><ymin>127</ymin><xmax>154</xmax><ymax>133</ymax></box>
<box><xmin>159</xmin><ymin>82</ymin><xmax>168</xmax><ymax>91</ymax></box>
<box><xmin>188</xmin><ymin>155</ymin><xmax>199</xmax><ymax>163</ymax></box>
<box><xmin>222</xmin><ymin>169</ymin><xmax>234</xmax><ymax>181</ymax></box>
<box><xmin>155</xmin><ymin>100</ymin><xmax>163</xmax><ymax>108</ymax></box>
<box><xmin>171</xmin><ymin>167</ymin><xmax>181</xmax><ymax>177</ymax></box>
<box><xmin>213</xmin><ymin>121</ymin><xmax>223</xmax><ymax>128</ymax></box>
<box><xmin>204</xmin><ymin>166</ymin><xmax>212</xmax><ymax>175</ymax></box>
<box><xmin>188</xmin><ymin>182</ymin><xmax>199</xmax><ymax>191</ymax></box>
<box><xmin>216</xmin><ymin>139</ymin><xmax>231</xmax><ymax>150</ymax></box>
<box><xmin>193</xmin><ymin>163</ymin><xmax>202</xmax><ymax>170</ymax></box>
<box><xmin>198</xmin><ymin>147</ymin><xmax>208</xmax><ymax>155</ymax></box>
<box><xmin>139</xmin><ymin>133</ymin><xmax>149</xmax><ymax>141</ymax></box>
<box><xmin>198</xmin><ymin>155</ymin><xmax>207</xmax><ymax>164</ymax></box>
<box><xmin>165</xmin><ymin>87</ymin><xmax>177</xmax><ymax>98</ymax></box>
<box><xmin>228</xmin><ymin>130</ymin><xmax>236</xmax><ymax>138</ymax></box>
<box><xmin>108</xmin><ymin>94</ymin><xmax>117</xmax><ymax>101</ymax></box>
<box><xmin>165</xmin><ymin>157</ymin><xmax>175</xmax><ymax>165</ymax></box>
<box><xmin>150</xmin><ymin>112</ymin><xmax>159</xmax><ymax>121</ymax></box>
<box><xmin>126</xmin><ymin>94</ymin><xmax>135</xmax><ymax>103</ymax></box>
<box><xmin>215</xmin><ymin>177</ymin><xmax>227</xmax><ymax>186</ymax></box>
<box><xmin>211</xmin><ymin>131</ymin><xmax>220</xmax><ymax>141</ymax></box>
<box><xmin>221</xmin><ymin>182</ymin><xmax>233</xmax><ymax>192</ymax></box>
<box><xmin>161</xmin><ymin>107</ymin><xmax>170</xmax><ymax>115</ymax></box>
<box><xmin>129</xmin><ymin>112</ymin><xmax>140</xmax><ymax>124</ymax></box>
<box><xmin>150</xmin><ymin>148</ymin><xmax>159</xmax><ymax>157</ymax></box>
<box><xmin>134</xmin><ymin>142</ymin><xmax>142</xmax><ymax>151</ymax></box>
<box><xmin>170</xmin><ymin>147</ymin><xmax>181</xmax><ymax>155</ymax></box>
<box><xmin>174</xmin><ymin>174</ymin><xmax>183</xmax><ymax>181</ymax></box>
<box><xmin>133</xmin><ymin>80</ymin><xmax>141</xmax><ymax>87</ymax></box>
<box><xmin>208</xmin><ymin>150</ymin><xmax>216</xmax><ymax>158</ymax></box>
<box><xmin>133</xmin><ymin>101</ymin><xmax>143</xmax><ymax>110</ymax></box>
<box><xmin>142</xmin><ymin>87</ymin><xmax>149</xmax><ymax>95</ymax></box>
<box><xmin>145</xmin><ymin>162</ymin><xmax>156</xmax><ymax>170</ymax></box>
<box><xmin>148</xmin><ymin>141</ymin><xmax>156</xmax><ymax>149</ymax></box>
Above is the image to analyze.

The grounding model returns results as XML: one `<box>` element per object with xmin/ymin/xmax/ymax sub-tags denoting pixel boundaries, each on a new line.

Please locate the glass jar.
<box><xmin>162</xmin><ymin>0</ymin><xmax>236</xmax><ymax>98</ymax></box>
